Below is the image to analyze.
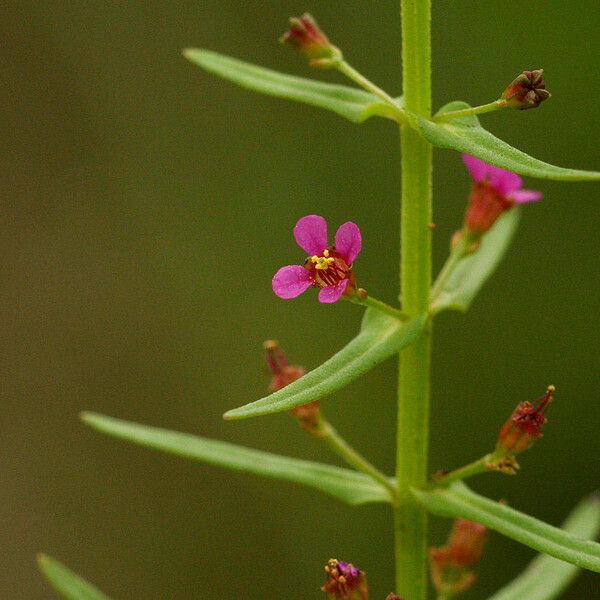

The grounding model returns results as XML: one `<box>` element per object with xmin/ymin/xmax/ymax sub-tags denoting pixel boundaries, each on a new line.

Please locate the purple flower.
<box><xmin>462</xmin><ymin>155</ymin><xmax>542</xmax><ymax>235</ymax></box>
<box><xmin>322</xmin><ymin>559</ymin><xmax>368</xmax><ymax>599</ymax></box>
<box><xmin>272</xmin><ymin>215</ymin><xmax>362</xmax><ymax>304</ymax></box>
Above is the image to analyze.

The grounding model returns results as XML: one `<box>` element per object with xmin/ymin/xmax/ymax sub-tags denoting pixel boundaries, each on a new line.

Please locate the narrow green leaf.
<box><xmin>413</xmin><ymin>482</ymin><xmax>600</xmax><ymax>572</ymax></box>
<box><xmin>224</xmin><ymin>309</ymin><xmax>426</xmax><ymax>420</ymax></box>
<box><xmin>37</xmin><ymin>554</ymin><xmax>111</xmax><ymax>600</ymax></box>
<box><xmin>431</xmin><ymin>209</ymin><xmax>521</xmax><ymax>314</ymax></box>
<box><xmin>408</xmin><ymin>101</ymin><xmax>600</xmax><ymax>181</ymax></box>
<box><xmin>81</xmin><ymin>412</ymin><xmax>392</xmax><ymax>505</ymax></box>
<box><xmin>487</xmin><ymin>494</ymin><xmax>600</xmax><ymax>600</ymax></box>
<box><xmin>183</xmin><ymin>49</ymin><xmax>400</xmax><ymax>123</ymax></box>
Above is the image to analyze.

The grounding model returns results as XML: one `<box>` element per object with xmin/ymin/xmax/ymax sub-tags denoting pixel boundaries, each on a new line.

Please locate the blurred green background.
<box><xmin>2</xmin><ymin>1</ymin><xmax>599</xmax><ymax>598</ymax></box>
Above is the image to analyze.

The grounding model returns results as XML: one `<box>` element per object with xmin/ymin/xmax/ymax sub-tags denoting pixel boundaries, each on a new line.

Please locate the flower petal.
<box><xmin>334</xmin><ymin>221</ymin><xmax>362</xmax><ymax>264</ymax></box>
<box><xmin>462</xmin><ymin>154</ymin><xmax>488</xmax><ymax>182</ymax></box>
<box><xmin>272</xmin><ymin>265</ymin><xmax>312</xmax><ymax>299</ymax></box>
<box><xmin>293</xmin><ymin>215</ymin><xmax>329</xmax><ymax>256</ymax></box>
<box><xmin>489</xmin><ymin>166</ymin><xmax>522</xmax><ymax>197</ymax></box>
<box><xmin>510</xmin><ymin>189</ymin><xmax>543</xmax><ymax>204</ymax></box>
<box><xmin>318</xmin><ymin>279</ymin><xmax>349</xmax><ymax>304</ymax></box>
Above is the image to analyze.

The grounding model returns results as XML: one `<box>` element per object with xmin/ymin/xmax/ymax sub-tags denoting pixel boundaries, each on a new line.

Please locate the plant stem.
<box><xmin>336</xmin><ymin>60</ymin><xmax>406</xmax><ymax>122</ymax></box>
<box><xmin>432</xmin><ymin>455</ymin><xmax>492</xmax><ymax>488</ymax></box>
<box><xmin>318</xmin><ymin>419</ymin><xmax>398</xmax><ymax>501</ymax></box>
<box><xmin>396</xmin><ymin>1</ymin><xmax>432</xmax><ymax>599</ymax></box>
<box><xmin>350</xmin><ymin>294</ymin><xmax>407</xmax><ymax>321</ymax></box>
<box><xmin>433</xmin><ymin>100</ymin><xmax>502</xmax><ymax>122</ymax></box>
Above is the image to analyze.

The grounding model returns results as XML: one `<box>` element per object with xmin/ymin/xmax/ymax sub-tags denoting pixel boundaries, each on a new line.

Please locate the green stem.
<box><xmin>336</xmin><ymin>60</ymin><xmax>405</xmax><ymax>122</ymax></box>
<box><xmin>433</xmin><ymin>100</ymin><xmax>502</xmax><ymax>122</ymax></box>
<box><xmin>396</xmin><ymin>1</ymin><xmax>432</xmax><ymax>599</ymax></box>
<box><xmin>349</xmin><ymin>294</ymin><xmax>407</xmax><ymax>321</ymax></box>
<box><xmin>432</xmin><ymin>455</ymin><xmax>492</xmax><ymax>488</ymax></box>
<box><xmin>319</xmin><ymin>419</ymin><xmax>398</xmax><ymax>501</ymax></box>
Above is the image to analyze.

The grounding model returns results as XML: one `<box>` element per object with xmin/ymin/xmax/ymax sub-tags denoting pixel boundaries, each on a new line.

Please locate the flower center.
<box><xmin>304</xmin><ymin>247</ymin><xmax>351</xmax><ymax>288</ymax></box>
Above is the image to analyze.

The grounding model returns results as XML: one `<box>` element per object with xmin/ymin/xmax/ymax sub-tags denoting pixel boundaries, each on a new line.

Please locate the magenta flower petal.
<box><xmin>272</xmin><ymin>265</ymin><xmax>312</xmax><ymax>299</ymax></box>
<box><xmin>334</xmin><ymin>221</ymin><xmax>362</xmax><ymax>264</ymax></box>
<box><xmin>293</xmin><ymin>215</ymin><xmax>329</xmax><ymax>256</ymax></box>
<box><xmin>318</xmin><ymin>279</ymin><xmax>349</xmax><ymax>304</ymax></box>
<box><xmin>510</xmin><ymin>189</ymin><xmax>543</xmax><ymax>204</ymax></box>
<box><xmin>489</xmin><ymin>167</ymin><xmax>522</xmax><ymax>197</ymax></box>
<box><xmin>462</xmin><ymin>154</ymin><xmax>488</xmax><ymax>182</ymax></box>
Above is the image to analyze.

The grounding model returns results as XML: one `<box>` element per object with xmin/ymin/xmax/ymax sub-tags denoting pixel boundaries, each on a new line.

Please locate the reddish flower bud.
<box><xmin>430</xmin><ymin>519</ymin><xmax>487</xmax><ymax>596</ymax></box>
<box><xmin>385</xmin><ymin>595</ymin><xmax>404</xmax><ymax>600</ymax></box>
<box><xmin>263</xmin><ymin>340</ymin><xmax>322</xmax><ymax>436</ymax></box>
<box><xmin>322</xmin><ymin>559</ymin><xmax>368</xmax><ymax>600</ymax></box>
<box><xmin>281</xmin><ymin>14</ymin><xmax>342</xmax><ymax>67</ymax></box>
<box><xmin>496</xmin><ymin>385</ymin><xmax>554</xmax><ymax>456</ymax></box>
<box><xmin>500</xmin><ymin>69</ymin><xmax>550</xmax><ymax>110</ymax></box>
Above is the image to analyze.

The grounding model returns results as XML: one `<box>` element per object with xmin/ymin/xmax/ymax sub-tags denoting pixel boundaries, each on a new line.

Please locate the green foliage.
<box><xmin>431</xmin><ymin>210</ymin><xmax>521</xmax><ymax>314</ymax></box>
<box><xmin>81</xmin><ymin>412</ymin><xmax>392</xmax><ymax>505</ymax></box>
<box><xmin>183</xmin><ymin>49</ymin><xmax>399</xmax><ymax>123</ymax></box>
<box><xmin>487</xmin><ymin>494</ymin><xmax>600</xmax><ymax>600</ymax></box>
<box><xmin>409</xmin><ymin>101</ymin><xmax>600</xmax><ymax>181</ymax></box>
<box><xmin>37</xmin><ymin>555</ymin><xmax>111</xmax><ymax>600</ymax></box>
<box><xmin>413</xmin><ymin>482</ymin><xmax>600</xmax><ymax>572</ymax></box>
<box><xmin>223</xmin><ymin>308</ymin><xmax>426</xmax><ymax>420</ymax></box>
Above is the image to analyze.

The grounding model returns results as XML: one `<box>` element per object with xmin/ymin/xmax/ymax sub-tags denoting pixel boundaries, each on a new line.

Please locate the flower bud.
<box><xmin>322</xmin><ymin>559</ymin><xmax>368</xmax><ymax>600</ymax></box>
<box><xmin>430</xmin><ymin>519</ymin><xmax>487</xmax><ymax>596</ymax></box>
<box><xmin>500</xmin><ymin>69</ymin><xmax>550</xmax><ymax>110</ymax></box>
<box><xmin>385</xmin><ymin>595</ymin><xmax>403</xmax><ymax>600</ymax></box>
<box><xmin>263</xmin><ymin>340</ymin><xmax>322</xmax><ymax>436</ymax></box>
<box><xmin>281</xmin><ymin>14</ymin><xmax>342</xmax><ymax>67</ymax></box>
<box><xmin>496</xmin><ymin>385</ymin><xmax>554</xmax><ymax>457</ymax></box>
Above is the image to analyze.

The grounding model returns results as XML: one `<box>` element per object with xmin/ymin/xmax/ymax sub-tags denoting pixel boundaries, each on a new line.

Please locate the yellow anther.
<box><xmin>323</xmin><ymin>249</ymin><xmax>330</xmax><ymax>257</ymax></box>
<box><xmin>314</xmin><ymin>256</ymin><xmax>335</xmax><ymax>270</ymax></box>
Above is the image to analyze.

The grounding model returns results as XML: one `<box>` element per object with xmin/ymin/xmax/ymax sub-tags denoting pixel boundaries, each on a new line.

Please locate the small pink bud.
<box><xmin>496</xmin><ymin>385</ymin><xmax>554</xmax><ymax>456</ymax></box>
<box><xmin>385</xmin><ymin>595</ymin><xmax>404</xmax><ymax>600</ymax></box>
<box><xmin>322</xmin><ymin>559</ymin><xmax>368</xmax><ymax>599</ymax></box>
<box><xmin>263</xmin><ymin>340</ymin><xmax>322</xmax><ymax>436</ymax></box>
<box><xmin>500</xmin><ymin>69</ymin><xmax>551</xmax><ymax>110</ymax></box>
<box><xmin>430</xmin><ymin>519</ymin><xmax>487</xmax><ymax>596</ymax></box>
<box><xmin>281</xmin><ymin>14</ymin><xmax>342</xmax><ymax>67</ymax></box>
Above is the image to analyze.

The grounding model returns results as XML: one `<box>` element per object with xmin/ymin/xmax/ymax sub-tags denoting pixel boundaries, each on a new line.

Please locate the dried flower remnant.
<box><xmin>430</xmin><ymin>519</ymin><xmax>487</xmax><ymax>596</ymax></box>
<box><xmin>322</xmin><ymin>559</ymin><xmax>368</xmax><ymax>599</ymax></box>
<box><xmin>496</xmin><ymin>385</ymin><xmax>554</xmax><ymax>458</ymax></box>
<box><xmin>273</xmin><ymin>215</ymin><xmax>362</xmax><ymax>304</ymax></box>
<box><xmin>263</xmin><ymin>340</ymin><xmax>322</xmax><ymax>436</ymax></box>
<box><xmin>281</xmin><ymin>13</ymin><xmax>342</xmax><ymax>67</ymax></box>
<box><xmin>460</xmin><ymin>154</ymin><xmax>543</xmax><ymax>239</ymax></box>
<box><xmin>500</xmin><ymin>69</ymin><xmax>551</xmax><ymax>110</ymax></box>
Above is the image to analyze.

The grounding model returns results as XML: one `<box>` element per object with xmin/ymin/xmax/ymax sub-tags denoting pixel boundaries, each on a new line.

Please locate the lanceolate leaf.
<box><xmin>37</xmin><ymin>555</ymin><xmax>111</xmax><ymax>600</ymax></box>
<box><xmin>431</xmin><ymin>209</ymin><xmax>521</xmax><ymax>314</ymax></box>
<box><xmin>407</xmin><ymin>101</ymin><xmax>600</xmax><ymax>181</ymax></box>
<box><xmin>81</xmin><ymin>412</ymin><xmax>392</xmax><ymax>506</ymax></box>
<box><xmin>184</xmin><ymin>49</ymin><xmax>400</xmax><ymax>123</ymax></box>
<box><xmin>413</xmin><ymin>482</ymin><xmax>600</xmax><ymax>572</ymax></box>
<box><xmin>487</xmin><ymin>494</ymin><xmax>600</xmax><ymax>600</ymax></box>
<box><xmin>224</xmin><ymin>309</ymin><xmax>426</xmax><ymax>420</ymax></box>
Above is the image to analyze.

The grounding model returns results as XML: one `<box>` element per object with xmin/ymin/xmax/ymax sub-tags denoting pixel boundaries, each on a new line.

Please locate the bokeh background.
<box><xmin>2</xmin><ymin>1</ymin><xmax>599</xmax><ymax>598</ymax></box>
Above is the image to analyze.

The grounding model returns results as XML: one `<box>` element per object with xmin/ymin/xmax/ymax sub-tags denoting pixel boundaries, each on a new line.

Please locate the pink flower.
<box><xmin>462</xmin><ymin>155</ymin><xmax>543</xmax><ymax>235</ymax></box>
<box><xmin>272</xmin><ymin>215</ymin><xmax>361</xmax><ymax>304</ymax></box>
<box><xmin>322</xmin><ymin>559</ymin><xmax>368</xmax><ymax>600</ymax></box>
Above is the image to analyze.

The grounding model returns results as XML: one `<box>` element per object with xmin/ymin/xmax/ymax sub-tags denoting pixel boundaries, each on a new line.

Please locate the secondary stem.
<box><xmin>319</xmin><ymin>419</ymin><xmax>398</xmax><ymax>501</ymax></box>
<box><xmin>336</xmin><ymin>60</ymin><xmax>405</xmax><ymax>122</ymax></box>
<box><xmin>396</xmin><ymin>1</ymin><xmax>432</xmax><ymax>599</ymax></box>
<box><xmin>432</xmin><ymin>455</ymin><xmax>492</xmax><ymax>488</ymax></box>
<box><xmin>433</xmin><ymin>100</ymin><xmax>502</xmax><ymax>122</ymax></box>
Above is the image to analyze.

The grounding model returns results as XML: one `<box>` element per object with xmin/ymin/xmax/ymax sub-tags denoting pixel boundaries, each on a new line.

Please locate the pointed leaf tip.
<box><xmin>82</xmin><ymin>412</ymin><xmax>392</xmax><ymax>505</ymax></box>
<box><xmin>183</xmin><ymin>48</ymin><xmax>399</xmax><ymax>123</ymax></box>
<box><xmin>409</xmin><ymin>101</ymin><xmax>600</xmax><ymax>181</ymax></box>
<box><xmin>223</xmin><ymin>309</ymin><xmax>426</xmax><ymax>420</ymax></box>
<box><xmin>38</xmin><ymin>554</ymin><xmax>112</xmax><ymax>600</ymax></box>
